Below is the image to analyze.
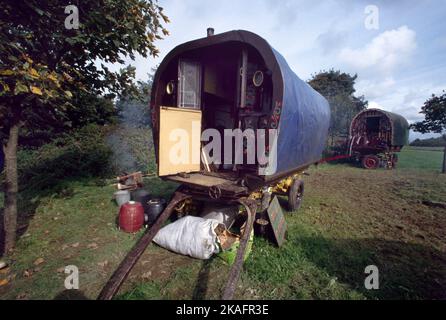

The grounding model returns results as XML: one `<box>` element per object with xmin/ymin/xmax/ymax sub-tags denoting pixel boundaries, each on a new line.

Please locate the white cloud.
<box><xmin>356</xmin><ymin>77</ymin><xmax>396</xmax><ymax>100</ymax></box>
<box><xmin>360</xmin><ymin>83</ymin><xmax>446</xmax><ymax>125</ymax></box>
<box><xmin>339</xmin><ymin>26</ymin><xmax>417</xmax><ymax>73</ymax></box>
<box><xmin>367</xmin><ymin>101</ymin><xmax>384</xmax><ymax>109</ymax></box>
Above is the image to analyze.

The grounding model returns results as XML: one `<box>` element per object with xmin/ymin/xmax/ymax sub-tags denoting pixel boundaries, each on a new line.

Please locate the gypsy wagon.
<box><xmin>99</xmin><ymin>29</ymin><xmax>330</xmax><ymax>300</ymax></box>
<box><xmin>349</xmin><ymin>108</ymin><xmax>409</xmax><ymax>169</ymax></box>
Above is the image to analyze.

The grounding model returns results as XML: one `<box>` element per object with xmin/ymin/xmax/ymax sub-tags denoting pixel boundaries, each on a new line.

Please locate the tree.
<box><xmin>410</xmin><ymin>136</ymin><xmax>446</xmax><ymax>148</ymax></box>
<box><xmin>0</xmin><ymin>0</ymin><xmax>169</xmax><ymax>252</ymax></box>
<box><xmin>308</xmin><ymin>69</ymin><xmax>367</xmax><ymax>146</ymax></box>
<box><xmin>17</xmin><ymin>93</ymin><xmax>118</xmax><ymax>149</ymax></box>
<box><xmin>411</xmin><ymin>92</ymin><xmax>446</xmax><ymax>173</ymax></box>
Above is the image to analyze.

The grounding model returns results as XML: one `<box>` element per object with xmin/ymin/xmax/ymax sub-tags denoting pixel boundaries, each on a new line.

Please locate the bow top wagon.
<box><xmin>349</xmin><ymin>108</ymin><xmax>409</xmax><ymax>169</ymax></box>
<box><xmin>150</xmin><ymin>29</ymin><xmax>330</xmax><ymax>204</ymax></box>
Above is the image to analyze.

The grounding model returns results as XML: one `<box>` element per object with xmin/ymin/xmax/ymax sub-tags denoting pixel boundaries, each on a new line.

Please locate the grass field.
<box><xmin>0</xmin><ymin>146</ymin><xmax>445</xmax><ymax>300</ymax></box>
<box><xmin>397</xmin><ymin>146</ymin><xmax>444</xmax><ymax>172</ymax></box>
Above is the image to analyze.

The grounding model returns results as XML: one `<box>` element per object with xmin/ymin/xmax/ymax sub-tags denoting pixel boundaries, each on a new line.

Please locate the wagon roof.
<box><xmin>152</xmin><ymin>29</ymin><xmax>330</xmax><ymax>112</ymax></box>
<box><xmin>152</xmin><ymin>30</ymin><xmax>285</xmax><ymax>106</ymax></box>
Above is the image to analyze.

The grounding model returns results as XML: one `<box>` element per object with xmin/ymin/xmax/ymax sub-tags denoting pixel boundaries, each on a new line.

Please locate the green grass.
<box><xmin>0</xmin><ymin>177</ymin><xmax>178</xmax><ymax>299</ymax></box>
<box><xmin>1</xmin><ymin>146</ymin><xmax>445</xmax><ymax>300</ymax></box>
<box><xmin>398</xmin><ymin>146</ymin><xmax>444</xmax><ymax>171</ymax></box>
<box><xmin>114</xmin><ymin>148</ymin><xmax>446</xmax><ymax>300</ymax></box>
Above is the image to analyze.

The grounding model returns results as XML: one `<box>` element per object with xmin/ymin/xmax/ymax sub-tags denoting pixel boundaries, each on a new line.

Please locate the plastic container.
<box><xmin>114</xmin><ymin>190</ymin><xmax>130</xmax><ymax>206</ymax></box>
<box><xmin>118</xmin><ymin>201</ymin><xmax>144</xmax><ymax>233</ymax></box>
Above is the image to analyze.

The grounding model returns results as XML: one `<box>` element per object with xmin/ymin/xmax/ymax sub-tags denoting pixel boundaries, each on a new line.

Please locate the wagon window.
<box><xmin>178</xmin><ymin>59</ymin><xmax>202</xmax><ymax>109</ymax></box>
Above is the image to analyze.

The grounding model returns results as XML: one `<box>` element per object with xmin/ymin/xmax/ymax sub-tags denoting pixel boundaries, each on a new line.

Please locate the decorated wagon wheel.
<box><xmin>287</xmin><ymin>178</ymin><xmax>304</xmax><ymax>211</ymax></box>
<box><xmin>361</xmin><ymin>154</ymin><xmax>380</xmax><ymax>169</ymax></box>
<box><xmin>209</xmin><ymin>185</ymin><xmax>222</xmax><ymax>199</ymax></box>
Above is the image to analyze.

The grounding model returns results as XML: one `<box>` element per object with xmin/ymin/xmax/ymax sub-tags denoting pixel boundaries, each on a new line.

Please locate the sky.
<box><xmin>116</xmin><ymin>0</ymin><xmax>446</xmax><ymax>141</ymax></box>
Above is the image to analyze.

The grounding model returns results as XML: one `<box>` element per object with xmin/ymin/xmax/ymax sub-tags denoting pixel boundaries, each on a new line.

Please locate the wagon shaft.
<box><xmin>222</xmin><ymin>198</ymin><xmax>257</xmax><ymax>300</ymax></box>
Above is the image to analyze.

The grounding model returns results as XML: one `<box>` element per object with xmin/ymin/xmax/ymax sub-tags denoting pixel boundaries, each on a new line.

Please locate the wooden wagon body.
<box><xmin>349</xmin><ymin>108</ymin><xmax>409</xmax><ymax>169</ymax></box>
<box><xmin>150</xmin><ymin>29</ymin><xmax>330</xmax><ymax>199</ymax></box>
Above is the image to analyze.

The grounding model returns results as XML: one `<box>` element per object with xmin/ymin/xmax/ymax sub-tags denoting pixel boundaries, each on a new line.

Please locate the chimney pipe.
<box><xmin>207</xmin><ymin>27</ymin><xmax>214</xmax><ymax>37</ymax></box>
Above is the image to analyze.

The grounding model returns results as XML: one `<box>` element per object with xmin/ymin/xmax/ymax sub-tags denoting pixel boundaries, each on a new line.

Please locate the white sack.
<box><xmin>201</xmin><ymin>203</ymin><xmax>238</xmax><ymax>229</ymax></box>
<box><xmin>153</xmin><ymin>216</ymin><xmax>221</xmax><ymax>259</ymax></box>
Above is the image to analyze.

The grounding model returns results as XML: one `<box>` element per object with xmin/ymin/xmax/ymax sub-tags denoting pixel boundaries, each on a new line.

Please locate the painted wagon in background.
<box><xmin>348</xmin><ymin>108</ymin><xmax>409</xmax><ymax>169</ymax></box>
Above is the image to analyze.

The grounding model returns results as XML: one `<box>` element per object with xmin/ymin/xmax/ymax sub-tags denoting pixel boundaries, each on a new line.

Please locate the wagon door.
<box><xmin>158</xmin><ymin>59</ymin><xmax>202</xmax><ymax>176</ymax></box>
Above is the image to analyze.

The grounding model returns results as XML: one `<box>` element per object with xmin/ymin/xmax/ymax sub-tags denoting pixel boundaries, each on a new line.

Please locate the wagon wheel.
<box><xmin>362</xmin><ymin>154</ymin><xmax>380</xmax><ymax>169</ymax></box>
<box><xmin>209</xmin><ymin>185</ymin><xmax>222</xmax><ymax>199</ymax></box>
<box><xmin>287</xmin><ymin>179</ymin><xmax>304</xmax><ymax>212</ymax></box>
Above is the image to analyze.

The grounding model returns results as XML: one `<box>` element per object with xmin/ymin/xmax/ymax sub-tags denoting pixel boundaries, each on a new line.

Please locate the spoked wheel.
<box><xmin>287</xmin><ymin>179</ymin><xmax>304</xmax><ymax>211</ymax></box>
<box><xmin>362</xmin><ymin>154</ymin><xmax>380</xmax><ymax>169</ymax></box>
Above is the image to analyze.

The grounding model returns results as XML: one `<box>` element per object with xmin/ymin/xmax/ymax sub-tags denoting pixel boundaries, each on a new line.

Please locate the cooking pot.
<box><xmin>146</xmin><ymin>198</ymin><xmax>166</xmax><ymax>224</ymax></box>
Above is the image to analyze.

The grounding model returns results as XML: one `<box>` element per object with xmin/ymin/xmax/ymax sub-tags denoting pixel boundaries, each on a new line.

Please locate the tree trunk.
<box><xmin>442</xmin><ymin>135</ymin><xmax>446</xmax><ymax>174</ymax></box>
<box><xmin>442</xmin><ymin>145</ymin><xmax>446</xmax><ymax>174</ymax></box>
<box><xmin>3</xmin><ymin>123</ymin><xmax>20</xmax><ymax>253</ymax></box>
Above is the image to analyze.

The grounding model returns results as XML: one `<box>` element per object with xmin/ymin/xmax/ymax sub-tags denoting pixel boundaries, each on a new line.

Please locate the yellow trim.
<box><xmin>271</xmin><ymin>173</ymin><xmax>302</xmax><ymax>194</ymax></box>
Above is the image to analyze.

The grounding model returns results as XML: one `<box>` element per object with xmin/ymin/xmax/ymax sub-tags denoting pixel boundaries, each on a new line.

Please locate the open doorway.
<box><xmin>157</xmin><ymin>43</ymin><xmax>273</xmax><ymax>177</ymax></box>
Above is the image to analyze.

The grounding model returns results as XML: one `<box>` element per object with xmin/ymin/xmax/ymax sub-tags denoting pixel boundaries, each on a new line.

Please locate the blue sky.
<box><xmin>121</xmin><ymin>0</ymin><xmax>446</xmax><ymax>140</ymax></box>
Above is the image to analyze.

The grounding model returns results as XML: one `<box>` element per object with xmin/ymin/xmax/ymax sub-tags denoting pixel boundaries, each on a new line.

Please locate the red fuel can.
<box><xmin>119</xmin><ymin>201</ymin><xmax>144</xmax><ymax>233</ymax></box>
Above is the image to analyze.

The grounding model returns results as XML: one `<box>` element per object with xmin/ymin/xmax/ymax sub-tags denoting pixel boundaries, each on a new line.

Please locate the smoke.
<box><xmin>106</xmin><ymin>129</ymin><xmax>139</xmax><ymax>174</ymax></box>
<box><xmin>106</xmin><ymin>95</ymin><xmax>154</xmax><ymax>175</ymax></box>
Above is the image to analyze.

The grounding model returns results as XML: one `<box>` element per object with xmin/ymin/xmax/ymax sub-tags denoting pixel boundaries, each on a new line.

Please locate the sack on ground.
<box><xmin>153</xmin><ymin>216</ymin><xmax>221</xmax><ymax>259</ymax></box>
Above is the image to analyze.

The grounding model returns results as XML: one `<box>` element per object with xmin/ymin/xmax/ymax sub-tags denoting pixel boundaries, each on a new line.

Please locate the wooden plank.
<box><xmin>159</xmin><ymin>107</ymin><xmax>202</xmax><ymax>176</ymax></box>
<box><xmin>267</xmin><ymin>196</ymin><xmax>287</xmax><ymax>246</ymax></box>
<box><xmin>222</xmin><ymin>199</ymin><xmax>257</xmax><ymax>300</ymax></box>
<box><xmin>166</xmin><ymin>172</ymin><xmax>229</xmax><ymax>187</ymax></box>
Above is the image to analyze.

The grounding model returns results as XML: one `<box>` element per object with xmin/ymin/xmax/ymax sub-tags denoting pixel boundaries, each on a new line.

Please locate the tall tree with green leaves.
<box><xmin>411</xmin><ymin>92</ymin><xmax>446</xmax><ymax>173</ymax></box>
<box><xmin>308</xmin><ymin>69</ymin><xmax>367</xmax><ymax>146</ymax></box>
<box><xmin>0</xmin><ymin>0</ymin><xmax>169</xmax><ymax>252</ymax></box>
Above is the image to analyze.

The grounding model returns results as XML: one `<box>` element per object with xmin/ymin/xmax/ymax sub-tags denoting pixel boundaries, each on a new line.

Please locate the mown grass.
<box><xmin>1</xmin><ymin>146</ymin><xmax>445</xmax><ymax>300</ymax></box>
<box><xmin>398</xmin><ymin>146</ymin><xmax>444</xmax><ymax>172</ymax></box>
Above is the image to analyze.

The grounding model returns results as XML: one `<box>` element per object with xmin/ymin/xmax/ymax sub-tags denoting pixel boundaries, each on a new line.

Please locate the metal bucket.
<box><xmin>131</xmin><ymin>188</ymin><xmax>151</xmax><ymax>204</ymax></box>
<box><xmin>114</xmin><ymin>190</ymin><xmax>130</xmax><ymax>207</ymax></box>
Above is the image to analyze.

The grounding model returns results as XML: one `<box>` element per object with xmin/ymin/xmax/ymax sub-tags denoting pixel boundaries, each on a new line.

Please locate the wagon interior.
<box><xmin>154</xmin><ymin>42</ymin><xmax>275</xmax><ymax>191</ymax></box>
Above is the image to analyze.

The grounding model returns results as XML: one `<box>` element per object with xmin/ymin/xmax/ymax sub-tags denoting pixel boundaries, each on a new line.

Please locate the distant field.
<box><xmin>398</xmin><ymin>146</ymin><xmax>444</xmax><ymax>172</ymax></box>
<box><xmin>1</xmin><ymin>146</ymin><xmax>445</xmax><ymax>300</ymax></box>
<box><xmin>407</xmin><ymin>146</ymin><xmax>444</xmax><ymax>152</ymax></box>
